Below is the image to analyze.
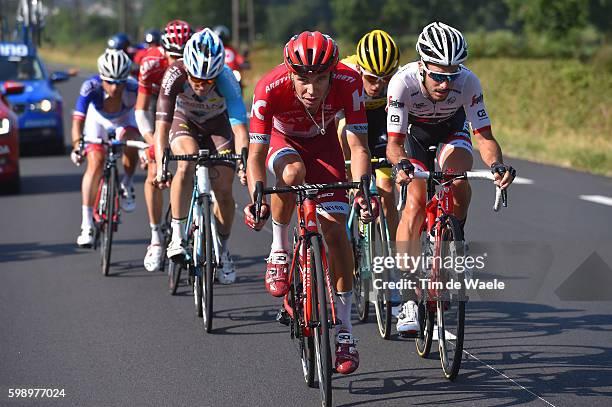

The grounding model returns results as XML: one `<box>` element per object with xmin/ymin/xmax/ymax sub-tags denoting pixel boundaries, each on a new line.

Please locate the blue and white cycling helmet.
<box><xmin>97</xmin><ymin>49</ymin><xmax>131</xmax><ymax>81</ymax></box>
<box><xmin>183</xmin><ymin>28</ymin><xmax>225</xmax><ymax>80</ymax></box>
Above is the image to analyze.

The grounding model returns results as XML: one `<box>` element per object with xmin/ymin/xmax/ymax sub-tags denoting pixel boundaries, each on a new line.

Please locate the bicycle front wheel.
<box><xmin>349</xmin><ymin>203</ymin><xmax>369</xmax><ymax>322</ymax></box>
<box><xmin>310</xmin><ymin>235</ymin><xmax>332</xmax><ymax>407</ymax></box>
<box><xmin>373</xmin><ymin>212</ymin><xmax>392</xmax><ymax>339</ymax></box>
<box><xmin>100</xmin><ymin>168</ymin><xmax>116</xmax><ymax>276</ymax></box>
<box><xmin>160</xmin><ymin>205</ymin><xmax>172</xmax><ymax>273</ymax></box>
<box><xmin>201</xmin><ymin>196</ymin><xmax>214</xmax><ymax>333</ymax></box>
<box><xmin>437</xmin><ymin>216</ymin><xmax>466</xmax><ymax>381</ymax></box>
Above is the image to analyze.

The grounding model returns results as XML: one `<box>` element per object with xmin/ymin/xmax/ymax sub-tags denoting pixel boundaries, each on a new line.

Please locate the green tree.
<box><xmin>505</xmin><ymin>0</ymin><xmax>589</xmax><ymax>38</ymax></box>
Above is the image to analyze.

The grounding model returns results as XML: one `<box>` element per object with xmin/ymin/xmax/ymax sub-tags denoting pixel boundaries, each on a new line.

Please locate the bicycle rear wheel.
<box><xmin>373</xmin><ymin>212</ymin><xmax>392</xmax><ymax>339</ymax></box>
<box><xmin>168</xmin><ymin>260</ymin><xmax>183</xmax><ymax>295</ymax></box>
<box><xmin>437</xmin><ymin>216</ymin><xmax>466</xmax><ymax>381</ymax></box>
<box><xmin>100</xmin><ymin>167</ymin><xmax>116</xmax><ymax>276</ymax></box>
<box><xmin>310</xmin><ymin>235</ymin><xmax>332</xmax><ymax>406</ymax></box>
<box><xmin>201</xmin><ymin>196</ymin><xmax>214</xmax><ymax>333</ymax></box>
<box><xmin>349</xmin><ymin>203</ymin><xmax>369</xmax><ymax>322</ymax></box>
<box><xmin>416</xmin><ymin>230</ymin><xmax>435</xmax><ymax>357</ymax></box>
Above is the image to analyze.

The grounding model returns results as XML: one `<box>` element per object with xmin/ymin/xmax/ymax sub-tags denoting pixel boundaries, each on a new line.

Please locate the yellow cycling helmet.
<box><xmin>356</xmin><ymin>29</ymin><xmax>400</xmax><ymax>76</ymax></box>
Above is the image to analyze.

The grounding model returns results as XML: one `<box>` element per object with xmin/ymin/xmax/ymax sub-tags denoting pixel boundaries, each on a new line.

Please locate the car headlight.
<box><xmin>30</xmin><ymin>99</ymin><xmax>56</xmax><ymax>113</ymax></box>
<box><xmin>0</xmin><ymin>118</ymin><xmax>10</xmax><ymax>135</ymax></box>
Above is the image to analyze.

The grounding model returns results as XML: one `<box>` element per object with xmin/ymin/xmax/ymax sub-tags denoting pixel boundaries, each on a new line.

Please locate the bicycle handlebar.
<box><xmin>396</xmin><ymin>170</ymin><xmax>507</xmax><ymax>212</ymax></box>
<box><xmin>82</xmin><ymin>138</ymin><xmax>150</xmax><ymax>150</ymax></box>
<box><xmin>160</xmin><ymin>147</ymin><xmax>248</xmax><ymax>183</ymax></box>
<box><xmin>253</xmin><ymin>174</ymin><xmax>372</xmax><ymax>224</ymax></box>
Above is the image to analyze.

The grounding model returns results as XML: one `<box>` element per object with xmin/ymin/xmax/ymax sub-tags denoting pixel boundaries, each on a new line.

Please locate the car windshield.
<box><xmin>0</xmin><ymin>56</ymin><xmax>44</xmax><ymax>81</ymax></box>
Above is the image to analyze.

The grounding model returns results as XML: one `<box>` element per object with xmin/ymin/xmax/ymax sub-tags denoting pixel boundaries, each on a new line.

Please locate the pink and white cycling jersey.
<box><xmin>386</xmin><ymin>62</ymin><xmax>491</xmax><ymax>136</ymax></box>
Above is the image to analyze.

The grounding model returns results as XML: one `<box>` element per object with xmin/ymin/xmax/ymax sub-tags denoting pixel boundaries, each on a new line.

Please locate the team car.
<box><xmin>0</xmin><ymin>42</ymin><xmax>70</xmax><ymax>154</ymax></box>
<box><xmin>0</xmin><ymin>80</ymin><xmax>24</xmax><ymax>193</ymax></box>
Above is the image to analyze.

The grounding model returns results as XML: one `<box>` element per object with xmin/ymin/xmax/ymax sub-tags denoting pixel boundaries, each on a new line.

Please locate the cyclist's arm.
<box><xmin>135</xmin><ymin>92</ymin><xmax>154</xmax><ymax>145</ymax></box>
<box><xmin>341</xmin><ymin>71</ymin><xmax>371</xmax><ymax>180</ymax></box>
<box><xmin>346</xmin><ymin>129</ymin><xmax>371</xmax><ymax>181</ymax></box>
<box><xmin>71</xmin><ymin>117</ymin><xmax>84</xmax><ymax>150</ymax></box>
<box><xmin>463</xmin><ymin>72</ymin><xmax>499</xmax><ymax>166</ymax></box>
<box><xmin>216</xmin><ymin>66</ymin><xmax>249</xmax><ymax>153</ymax></box>
<box><xmin>154</xmin><ymin>65</ymin><xmax>181</xmax><ymax>166</ymax></box>
<box><xmin>247</xmin><ymin>78</ymin><xmax>273</xmax><ymax>200</ymax></box>
<box><xmin>386</xmin><ymin>74</ymin><xmax>410</xmax><ymax>165</ymax></box>
<box><xmin>71</xmin><ymin>79</ymin><xmax>94</xmax><ymax>149</ymax></box>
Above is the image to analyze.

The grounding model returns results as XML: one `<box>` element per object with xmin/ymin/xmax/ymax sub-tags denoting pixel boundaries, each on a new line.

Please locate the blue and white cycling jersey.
<box><xmin>73</xmin><ymin>75</ymin><xmax>139</xmax><ymax>142</ymax></box>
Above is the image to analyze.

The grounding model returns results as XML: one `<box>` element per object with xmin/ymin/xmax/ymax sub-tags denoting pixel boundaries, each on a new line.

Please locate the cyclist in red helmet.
<box><xmin>244</xmin><ymin>31</ymin><xmax>377</xmax><ymax>375</ymax></box>
<box><xmin>134</xmin><ymin>19</ymin><xmax>193</xmax><ymax>271</ymax></box>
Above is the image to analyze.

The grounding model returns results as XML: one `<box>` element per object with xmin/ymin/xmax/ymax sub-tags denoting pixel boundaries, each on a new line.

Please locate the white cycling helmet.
<box><xmin>416</xmin><ymin>22</ymin><xmax>467</xmax><ymax>66</ymax></box>
<box><xmin>97</xmin><ymin>49</ymin><xmax>131</xmax><ymax>81</ymax></box>
<box><xmin>183</xmin><ymin>28</ymin><xmax>225</xmax><ymax>79</ymax></box>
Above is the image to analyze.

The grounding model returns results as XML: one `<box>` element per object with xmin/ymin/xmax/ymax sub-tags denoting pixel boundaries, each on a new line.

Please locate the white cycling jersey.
<box><xmin>386</xmin><ymin>62</ymin><xmax>491</xmax><ymax>135</ymax></box>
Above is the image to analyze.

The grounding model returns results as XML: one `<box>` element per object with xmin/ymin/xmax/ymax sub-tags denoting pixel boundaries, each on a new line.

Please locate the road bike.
<box><xmin>81</xmin><ymin>133</ymin><xmax>149</xmax><ymax>276</ymax></box>
<box><xmin>255</xmin><ymin>176</ymin><xmax>372</xmax><ymax>407</ymax></box>
<box><xmin>346</xmin><ymin>158</ymin><xmax>395</xmax><ymax>339</ymax></box>
<box><xmin>397</xmin><ymin>152</ymin><xmax>507</xmax><ymax>380</ymax></box>
<box><xmin>162</xmin><ymin>147</ymin><xmax>247</xmax><ymax>332</ymax></box>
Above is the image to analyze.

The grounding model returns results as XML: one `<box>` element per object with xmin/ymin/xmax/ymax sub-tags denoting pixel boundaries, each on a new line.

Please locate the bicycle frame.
<box><xmin>183</xmin><ymin>162</ymin><xmax>221</xmax><ymax>275</ymax></box>
<box><xmin>286</xmin><ymin>193</ymin><xmax>337</xmax><ymax>337</ymax></box>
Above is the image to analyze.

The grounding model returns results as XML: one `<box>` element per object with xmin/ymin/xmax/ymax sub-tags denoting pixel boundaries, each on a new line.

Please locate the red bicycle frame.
<box><xmin>284</xmin><ymin>197</ymin><xmax>337</xmax><ymax>337</ymax></box>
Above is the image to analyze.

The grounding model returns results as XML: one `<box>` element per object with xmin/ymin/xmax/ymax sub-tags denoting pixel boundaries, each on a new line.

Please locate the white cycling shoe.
<box><xmin>144</xmin><ymin>244</ymin><xmax>163</xmax><ymax>272</ymax></box>
<box><xmin>396</xmin><ymin>300</ymin><xmax>420</xmax><ymax>334</ymax></box>
<box><xmin>167</xmin><ymin>238</ymin><xmax>187</xmax><ymax>260</ymax></box>
<box><xmin>217</xmin><ymin>252</ymin><xmax>236</xmax><ymax>285</ymax></box>
<box><xmin>120</xmin><ymin>184</ymin><xmax>136</xmax><ymax>212</ymax></box>
<box><xmin>76</xmin><ymin>227</ymin><xmax>95</xmax><ymax>248</ymax></box>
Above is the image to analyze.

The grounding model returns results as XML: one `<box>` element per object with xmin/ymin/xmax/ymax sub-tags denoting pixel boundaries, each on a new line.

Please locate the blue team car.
<box><xmin>0</xmin><ymin>42</ymin><xmax>70</xmax><ymax>154</ymax></box>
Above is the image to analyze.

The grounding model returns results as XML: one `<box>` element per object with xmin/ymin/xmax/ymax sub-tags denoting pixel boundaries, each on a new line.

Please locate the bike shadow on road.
<box><xmin>334</xmin><ymin>301</ymin><xmax>612</xmax><ymax>406</ymax></box>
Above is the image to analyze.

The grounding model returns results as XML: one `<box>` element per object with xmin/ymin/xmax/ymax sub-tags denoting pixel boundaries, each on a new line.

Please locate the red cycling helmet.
<box><xmin>162</xmin><ymin>20</ymin><xmax>193</xmax><ymax>57</ymax></box>
<box><xmin>284</xmin><ymin>31</ymin><xmax>339</xmax><ymax>75</ymax></box>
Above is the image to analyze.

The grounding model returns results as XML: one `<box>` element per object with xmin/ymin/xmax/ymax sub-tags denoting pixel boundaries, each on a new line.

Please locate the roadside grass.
<box><xmin>40</xmin><ymin>45</ymin><xmax>612</xmax><ymax>176</ymax></box>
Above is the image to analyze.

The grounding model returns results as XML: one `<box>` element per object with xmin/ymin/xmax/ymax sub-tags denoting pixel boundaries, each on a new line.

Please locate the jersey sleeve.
<box><xmin>73</xmin><ymin>78</ymin><xmax>97</xmax><ymax>120</ymax></box>
<box><xmin>340</xmin><ymin>73</ymin><xmax>368</xmax><ymax>136</ymax></box>
<box><xmin>155</xmin><ymin>64</ymin><xmax>184</xmax><ymax>124</ymax></box>
<box><xmin>463</xmin><ymin>72</ymin><xmax>491</xmax><ymax>135</ymax></box>
<box><xmin>249</xmin><ymin>75</ymin><xmax>274</xmax><ymax>145</ymax></box>
<box><xmin>216</xmin><ymin>65</ymin><xmax>247</xmax><ymax>126</ymax></box>
<box><xmin>386</xmin><ymin>74</ymin><xmax>410</xmax><ymax>138</ymax></box>
<box><xmin>137</xmin><ymin>59</ymin><xmax>155</xmax><ymax>95</ymax></box>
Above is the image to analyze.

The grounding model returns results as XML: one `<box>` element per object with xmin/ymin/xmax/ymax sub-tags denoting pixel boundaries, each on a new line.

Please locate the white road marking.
<box><xmin>463</xmin><ymin>349</ymin><xmax>558</xmax><ymax>407</ymax></box>
<box><xmin>580</xmin><ymin>195</ymin><xmax>612</xmax><ymax>207</ymax></box>
<box><xmin>512</xmin><ymin>176</ymin><xmax>534</xmax><ymax>185</ymax></box>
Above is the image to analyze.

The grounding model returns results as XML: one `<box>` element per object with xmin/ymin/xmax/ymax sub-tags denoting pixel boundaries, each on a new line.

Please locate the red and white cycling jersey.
<box><xmin>137</xmin><ymin>46</ymin><xmax>168</xmax><ymax>97</ymax></box>
<box><xmin>250</xmin><ymin>62</ymin><xmax>368</xmax><ymax>143</ymax></box>
<box><xmin>250</xmin><ymin>62</ymin><xmax>367</xmax><ymax>216</ymax></box>
<box><xmin>386</xmin><ymin>62</ymin><xmax>492</xmax><ymax>136</ymax></box>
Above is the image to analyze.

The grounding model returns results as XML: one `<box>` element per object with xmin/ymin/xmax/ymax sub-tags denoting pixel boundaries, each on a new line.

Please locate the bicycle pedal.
<box><xmin>276</xmin><ymin>307</ymin><xmax>291</xmax><ymax>326</ymax></box>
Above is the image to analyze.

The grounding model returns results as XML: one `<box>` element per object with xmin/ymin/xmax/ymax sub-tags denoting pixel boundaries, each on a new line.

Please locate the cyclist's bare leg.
<box><xmin>210</xmin><ymin>165</ymin><xmax>235</xmax><ymax>237</ymax></box>
<box><xmin>376</xmin><ymin>175</ymin><xmax>398</xmax><ymax>241</ymax></box>
<box><xmin>396</xmin><ymin>179</ymin><xmax>426</xmax><ymax>275</ymax></box>
<box><xmin>170</xmin><ymin>136</ymin><xmax>198</xmax><ymax>219</ymax></box>
<box><xmin>271</xmin><ymin>154</ymin><xmax>305</xmax><ymax>224</ymax></box>
<box><xmin>319</xmin><ymin>213</ymin><xmax>353</xmax><ymax>292</ymax></box>
<box><xmin>145</xmin><ymin>159</ymin><xmax>163</xmax><ymax>224</ymax></box>
<box><xmin>439</xmin><ymin>148</ymin><xmax>473</xmax><ymax>222</ymax></box>
<box><xmin>120</xmin><ymin>128</ymin><xmax>139</xmax><ymax>179</ymax></box>
<box><xmin>82</xmin><ymin>149</ymin><xmax>105</xmax><ymax>206</ymax></box>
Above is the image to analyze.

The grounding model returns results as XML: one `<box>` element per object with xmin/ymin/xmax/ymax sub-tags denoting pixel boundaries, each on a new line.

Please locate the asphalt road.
<box><xmin>1</xmin><ymin>66</ymin><xmax>611</xmax><ymax>407</ymax></box>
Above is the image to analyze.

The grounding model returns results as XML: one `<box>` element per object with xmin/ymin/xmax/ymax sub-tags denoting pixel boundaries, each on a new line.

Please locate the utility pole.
<box><xmin>232</xmin><ymin>0</ymin><xmax>255</xmax><ymax>49</ymax></box>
